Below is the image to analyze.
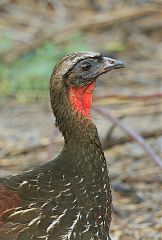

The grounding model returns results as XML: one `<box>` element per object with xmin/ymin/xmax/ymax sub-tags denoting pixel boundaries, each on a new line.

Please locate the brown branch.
<box><xmin>94</xmin><ymin>92</ymin><xmax>162</xmax><ymax>102</ymax></box>
<box><xmin>102</xmin><ymin>128</ymin><xmax>162</xmax><ymax>149</ymax></box>
<box><xmin>81</xmin><ymin>5</ymin><xmax>161</xmax><ymax>31</ymax></box>
<box><xmin>1</xmin><ymin>5</ymin><xmax>160</xmax><ymax>63</ymax></box>
<box><xmin>121</xmin><ymin>175</ymin><xmax>162</xmax><ymax>183</ymax></box>
<box><xmin>93</xmin><ymin>106</ymin><xmax>162</xmax><ymax>168</ymax></box>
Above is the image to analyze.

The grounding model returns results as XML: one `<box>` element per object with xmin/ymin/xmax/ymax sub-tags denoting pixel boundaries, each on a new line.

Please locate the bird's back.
<box><xmin>0</xmin><ymin>156</ymin><xmax>78</xmax><ymax>239</ymax></box>
<box><xmin>0</xmin><ymin>146</ymin><xmax>111</xmax><ymax>240</ymax></box>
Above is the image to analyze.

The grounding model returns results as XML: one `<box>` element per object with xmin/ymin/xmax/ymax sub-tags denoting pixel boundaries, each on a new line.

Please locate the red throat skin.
<box><xmin>69</xmin><ymin>82</ymin><xmax>94</xmax><ymax>118</ymax></box>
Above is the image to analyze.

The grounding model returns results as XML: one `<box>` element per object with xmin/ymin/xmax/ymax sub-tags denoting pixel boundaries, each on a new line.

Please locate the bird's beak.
<box><xmin>101</xmin><ymin>57</ymin><xmax>125</xmax><ymax>73</ymax></box>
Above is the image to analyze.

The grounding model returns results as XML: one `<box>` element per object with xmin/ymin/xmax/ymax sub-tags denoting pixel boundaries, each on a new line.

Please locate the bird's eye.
<box><xmin>81</xmin><ymin>62</ymin><xmax>91</xmax><ymax>71</ymax></box>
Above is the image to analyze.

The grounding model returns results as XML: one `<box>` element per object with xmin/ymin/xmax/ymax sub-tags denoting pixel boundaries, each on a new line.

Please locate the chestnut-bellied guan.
<box><xmin>0</xmin><ymin>51</ymin><xmax>125</xmax><ymax>240</ymax></box>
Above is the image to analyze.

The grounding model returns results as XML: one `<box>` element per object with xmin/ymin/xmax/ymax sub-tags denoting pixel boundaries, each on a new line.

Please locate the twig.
<box><xmin>93</xmin><ymin>106</ymin><xmax>162</xmax><ymax>168</ymax></box>
<box><xmin>81</xmin><ymin>5</ymin><xmax>161</xmax><ymax>31</ymax></box>
<box><xmin>104</xmin><ymin>115</ymin><xmax>125</xmax><ymax>144</ymax></box>
<box><xmin>1</xmin><ymin>5</ymin><xmax>160</xmax><ymax>63</ymax></box>
<box><xmin>103</xmin><ymin>128</ymin><xmax>162</xmax><ymax>149</ymax></box>
<box><xmin>121</xmin><ymin>175</ymin><xmax>162</xmax><ymax>183</ymax></box>
<box><xmin>94</xmin><ymin>92</ymin><xmax>162</xmax><ymax>101</ymax></box>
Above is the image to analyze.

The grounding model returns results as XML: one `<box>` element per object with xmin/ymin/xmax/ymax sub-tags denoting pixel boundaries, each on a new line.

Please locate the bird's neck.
<box><xmin>50</xmin><ymin>81</ymin><xmax>97</xmax><ymax>143</ymax></box>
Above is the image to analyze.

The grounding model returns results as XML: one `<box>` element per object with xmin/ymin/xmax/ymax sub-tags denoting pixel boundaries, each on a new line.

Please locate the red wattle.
<box><xmin>69</xmin><ymin>82</ymin><xmax>94</xmax><ymax>118</ymax></box>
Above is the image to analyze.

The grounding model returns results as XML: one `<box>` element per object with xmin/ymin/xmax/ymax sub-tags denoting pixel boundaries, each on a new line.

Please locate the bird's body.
<box><xmin>0</xmin><ymin>51</ymin><xmax>124</xmax><ymax>240</ymax></box>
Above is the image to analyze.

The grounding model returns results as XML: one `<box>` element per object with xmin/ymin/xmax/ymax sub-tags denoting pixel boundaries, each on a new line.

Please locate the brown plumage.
<box><xmin>0</xmin><ymin>51</ymin><xmax>125</xmax><ymax>240</ymax></box>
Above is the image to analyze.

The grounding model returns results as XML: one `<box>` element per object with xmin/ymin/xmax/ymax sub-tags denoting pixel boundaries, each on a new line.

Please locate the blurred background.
<box><xmin>0</xmin><ymin>0</ymin><xmax>162</xmax><ymax>239</ymax></box>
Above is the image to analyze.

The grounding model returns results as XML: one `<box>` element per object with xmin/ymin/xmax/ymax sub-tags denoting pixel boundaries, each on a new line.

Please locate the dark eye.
<box><xmin>81</xmin><ymin>62</ymin><xmax>91</xmax><ymax>71</ymax></box>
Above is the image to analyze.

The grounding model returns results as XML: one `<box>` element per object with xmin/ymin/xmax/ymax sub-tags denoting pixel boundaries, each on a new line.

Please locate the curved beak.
<box><xmin>102</xmin><ymin>57</ymin><xmax>125</xmax><ymax>72</ymax></box>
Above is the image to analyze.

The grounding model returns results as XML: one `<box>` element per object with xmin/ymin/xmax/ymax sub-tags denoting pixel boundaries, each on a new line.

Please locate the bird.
<box><xmin>0</xmin><ymin>51</ymin><xmax>125</xmax><ymax>240</ymax></box>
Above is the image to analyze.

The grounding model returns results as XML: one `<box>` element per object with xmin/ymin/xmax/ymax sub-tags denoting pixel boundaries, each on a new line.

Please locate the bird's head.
<box><xmin>50</xmin><ymin>51</ymin><xmax>125</xmax><ymax>118</ymax></box>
